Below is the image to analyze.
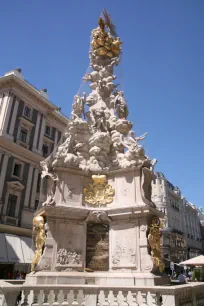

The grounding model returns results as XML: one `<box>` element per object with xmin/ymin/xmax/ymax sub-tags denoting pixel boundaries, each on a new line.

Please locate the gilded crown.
<box><xmin>92</xmin><ymin>175</ymin><xmax>107</xmax><ymax>184</ymax></box>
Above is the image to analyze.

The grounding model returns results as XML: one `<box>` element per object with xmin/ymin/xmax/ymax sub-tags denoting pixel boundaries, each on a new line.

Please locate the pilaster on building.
<box><xmin>152</xmin><ymin>172</ymin><xmax>203</xmax><ymax>267</ymax></box>
<box><xmin>0</xmin><ymin>69</ymin><xmax>68</xmax><ymax>274</ymax></box>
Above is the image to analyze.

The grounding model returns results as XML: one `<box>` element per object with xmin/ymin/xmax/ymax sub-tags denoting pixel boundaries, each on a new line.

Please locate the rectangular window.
<box><xmin>37</xmin><ymin>173</ymin><xmax>41</xmax><ymax>193</ymax></box>
<box><xmin>13</xmin><ymin>163</ymin><xmax>22</xmax><ymax>177</ymax></box>
<box><xmin>42</xmin><ymin>144</ymin><xmax>49</xmax><ymax>157</ymax></box>
<box><xmin>20</xmin><ymin>128</ymin><xmax>28</xmax><ymax>143</ymax></box>
<box><xmin>42</xmin><ymin>176</ymin><xmax>49</xmax><ymax>194</ymax></box>
<box><xmin>7</xmin><ymin>194</ymin><xmax>17</xmax><ymax>217</ymax></box>
<box><xmin>23</xmin><ymin>106</ymin><xmax>32</xmax><ymax>119</ymax></box>
<box><xmin>45</xmin><ymin>125</ymin><xmax>51</xmax><ymax>137</ymax></box>
<box><xmin>34</xmin><ymin>200</ymin><xmax>39</xmax><ymax>210</ymax></box>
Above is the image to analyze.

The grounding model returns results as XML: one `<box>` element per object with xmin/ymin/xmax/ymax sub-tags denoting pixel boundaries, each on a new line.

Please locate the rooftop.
<box><xmin>1</xmin><ymin>69</ymin><xmax>69</xmax><ymax>123</ymax></box>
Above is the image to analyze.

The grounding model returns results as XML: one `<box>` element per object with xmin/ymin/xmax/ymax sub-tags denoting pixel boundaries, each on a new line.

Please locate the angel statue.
<box><xmin>92</xmin><ymin>109</ymin><xmax>108</xmax><ymax>132</ymax></box>
<box><xmin>121</xmin><ymin>131</ymin><xmax>148</xmax><ymax>154</ymax></box>
<box><xmin>114</xmin><ymin>91</ymin><xmax>129</xmax><ymax>119</ymax></box>
<box><xmin>71</xmin><ymin>93</ymin><xmax>86</xmax><ymax>120</ymax></box>
<box><xmin>128</xmin><ymin>130</ymin><xmax>148</xmax><ymax>143</ymax></box>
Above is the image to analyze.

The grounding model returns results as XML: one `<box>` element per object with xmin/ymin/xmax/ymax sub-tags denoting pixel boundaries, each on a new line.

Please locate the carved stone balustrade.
<box><xmin>1</xmin><ymin>281</ymin><xmax>204</xmax><ymax>306</ymax></box>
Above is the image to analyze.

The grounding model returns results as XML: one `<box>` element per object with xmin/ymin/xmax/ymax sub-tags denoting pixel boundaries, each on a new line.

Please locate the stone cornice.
<box><xmin>43</xmin><ymin>135</ymin><xmax>54</xmax><ymax>144</ymax></box>
<box><xmin>0</xmin><ymin>135</ymin><xmax>42</xmax><ymax>168</ymax></box>
<box><xmin>7</xmin><ymin>181</ymin><xmax>25</xmax><ymax>192</ymax></box>
<box><xmin>19</xmin><ymin>116</ymin><xmax>35</xmax><ymax>129</ymax></box>
<box><xmin>35</xmin><ymin>205</ymin><xmax>163</xmax><ymax>221</ymax></box>
<box><xmin>54</xmin><ymin>165</ymin><xmax>141</xmax><ymax>177</ymax></box>
<box><xmin>46</xmin><ymin>112</ymin><xmax>68</xmax><ymax>132</ymax></box>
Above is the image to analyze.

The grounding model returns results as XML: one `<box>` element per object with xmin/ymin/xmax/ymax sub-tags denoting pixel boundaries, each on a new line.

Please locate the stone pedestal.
<box><xmin>26</xmin><ymin>167</ymin><xmax>166</xmax><ymax>286</ymax></box>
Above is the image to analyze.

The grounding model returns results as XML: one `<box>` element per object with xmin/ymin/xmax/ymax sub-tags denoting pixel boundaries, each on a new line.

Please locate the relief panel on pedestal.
<box><xmin>111</xmin><ymin>224</ymin><xmax>137</xmax><ymax>270</ymax></box>
<box><xmin>55</xmin><ymin>222</ymin><xmax>85</xmax><ymax>271</ymax></box>
<box><xmin>115</xmin><ymin>174</ymin><xmax>136</xmax><ymax>206</ymax></box>
<box><xmin>55</xmin><ymin>172</ymin><xmax>83</xmax><ymax>206</ymax></box>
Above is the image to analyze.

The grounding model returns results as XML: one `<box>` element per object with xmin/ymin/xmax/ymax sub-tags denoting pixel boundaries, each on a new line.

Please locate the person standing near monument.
<box><xmin>178</xmin><ymin>270</ymin><xmax>187</xmax><ymax>284</ymax></box>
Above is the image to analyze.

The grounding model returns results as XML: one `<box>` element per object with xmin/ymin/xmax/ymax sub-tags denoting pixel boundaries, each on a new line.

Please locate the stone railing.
<box><xmin>0</xmin><ymin>281</ymin><xmax>204</xmax><ymax>306</ymax></box>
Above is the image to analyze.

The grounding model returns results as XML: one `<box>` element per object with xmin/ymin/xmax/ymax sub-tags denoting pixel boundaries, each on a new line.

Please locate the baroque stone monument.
<box><xmin>27</xmin><ymin>10</ymin><xmax>164</xmax><ymax>286</ymax></box>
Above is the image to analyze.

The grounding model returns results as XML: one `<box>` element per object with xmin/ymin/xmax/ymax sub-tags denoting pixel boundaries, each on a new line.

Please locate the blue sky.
<box><xmin>0</xmin><ymin>1</ymin><xmax>204</xmax><ymax>207</ymax></box>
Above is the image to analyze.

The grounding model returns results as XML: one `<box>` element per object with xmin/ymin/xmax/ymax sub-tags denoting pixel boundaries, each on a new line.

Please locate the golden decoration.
<box><xmin>83</xmin><ymin>175</ymin><xmax>115</xmax><ymax>206</ymax></box>
<box><xmin>91</xmin><ymin>13</ymin><xmax>122</xmax><ymax>59</ymax></box>
<box><xmin>148</xmin><ymin>217</ymin><xmax>165</xmax><ymax>273</ymax></box>
<box><xmin>31</xmin><ymin>215</ymin><xmax>46</xmax><ymax>272</ymax></box>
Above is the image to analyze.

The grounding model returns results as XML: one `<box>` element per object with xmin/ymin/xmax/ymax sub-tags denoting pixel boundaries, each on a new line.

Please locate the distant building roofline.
<box><xmin>0</xmin><ymin>70</ymin><xmax>69</xmax><ymax>124</ymax></box>
<box><xmin>155</xmin><ymin>172</ymin><xmax>166</xmax><ymax>178</ymax></box>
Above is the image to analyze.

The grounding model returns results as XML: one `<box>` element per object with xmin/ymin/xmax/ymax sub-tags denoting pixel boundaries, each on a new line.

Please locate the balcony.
<box><xmin>0</xmin><ymin>281</ymin><xmax>204</xmax><ymax>305</ymax></box>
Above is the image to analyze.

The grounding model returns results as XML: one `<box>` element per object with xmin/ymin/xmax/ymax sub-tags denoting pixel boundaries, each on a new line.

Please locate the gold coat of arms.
<box><xmin>83</xmin><ymin>175</ymin><xmax>115</xmax><ymax>206</ymax></box>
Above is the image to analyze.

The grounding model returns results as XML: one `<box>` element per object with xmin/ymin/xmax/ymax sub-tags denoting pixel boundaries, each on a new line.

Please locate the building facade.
<box><xmin>152</xmin><ymin>172</ymin><xmax>187</xmax><ymax>268</ymax></box>
<box><xmin>182</xmin><ymin>199</ymin><xmax>202</xmax><ymax>259</ymax></box>
<box><xmin>152</xmin><ymin>172</ymin><xmax>203</xmax><ymax>269</ymax></box>
<box><xmin>0</xmin><ymin>69</ymin><xmax>68</xmax><ymax>277</ymax></box>
<box><xmin>198</xmin><ymin>210</ymin><xmax>204</xmax><ymax>254</ymax></box>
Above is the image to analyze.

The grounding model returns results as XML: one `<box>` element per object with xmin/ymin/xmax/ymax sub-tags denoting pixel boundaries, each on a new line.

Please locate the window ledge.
<box><xmin>4</xmin><ymin>216</ymin><xmax>18</xmax><ymax>226</ymax></box>
<box><xmin>23</xmin><ymin>207</ymin><xmax>35</xmax><ymax>212</ymax></box>
<box><xmin>22</xmin><ymin>114</ymin><xmax>32</xmax><ymax>121</ymax></box>
<box><xmin>16</xmin><ymin>139</ymin><xmax>29</xmax><ymax>149</ymax></box>
<box><xmin>11</xmin><ymin>175</ymin><xmax>21</xmax><ymax>180</ymax></box>
<box><xmin>19</xmin><ymin>116</ymin><xmax>34</xmax><ymax>128</ymax></box>
<box><xmin>43</xmin><ymin>135</ymin><xmax>54</xmax><ymax>143</ymax></box>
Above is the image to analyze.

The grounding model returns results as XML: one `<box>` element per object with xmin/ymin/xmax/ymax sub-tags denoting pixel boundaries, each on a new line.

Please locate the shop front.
<box><xmin>0</xmin><ymin>233</ymin><xmax>34</xmax><ymax>279</ymax></box>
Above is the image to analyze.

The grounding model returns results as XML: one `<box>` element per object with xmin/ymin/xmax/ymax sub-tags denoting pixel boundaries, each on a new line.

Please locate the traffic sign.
<box><xmin>170</xmin><ymin>262</ymin><xmax>174</xmax><ymax>270</ymax></box>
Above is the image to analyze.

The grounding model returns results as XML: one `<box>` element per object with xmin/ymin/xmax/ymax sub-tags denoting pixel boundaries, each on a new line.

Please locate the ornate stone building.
<box><xmin>0</xmin><ymin>69</ymin><xmax>67</xmax><ymax>277</ymax></box>
<box><xmin>182</xmin><ymin>199</ymin><xmax>202</xmax><ymax>259</ymax></box>
<box><xmin>152</xmin><ymin>172</ymin><xmax>202</xmax><ymax>268</ymax></box>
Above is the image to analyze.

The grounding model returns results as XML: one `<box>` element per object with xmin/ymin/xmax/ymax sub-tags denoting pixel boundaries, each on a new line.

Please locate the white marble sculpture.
<box><xmin>27</xmin><ymin>11</ymin><xmax>165</xmax><ymax>289</ymax></box>
<box><xmin>41</xmin><ymin>17</ymin><xmax>156</xmax><ymax>176</ymax></box>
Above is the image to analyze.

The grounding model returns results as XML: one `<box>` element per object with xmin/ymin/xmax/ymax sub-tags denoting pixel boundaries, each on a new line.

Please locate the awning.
<box><xmin>20</xmin><ymin>236</ymin><xmax>34</xmax><ymax>263</ymax></box>
<box><xmin>0</xmin><ymin>233</ymin><xmax>34</xmax><ymax>264</ymax></box>
<box><xmin>179</xmin><ymin>255</ymin><xmax>204</xmax><ymax>266</ymax></box>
